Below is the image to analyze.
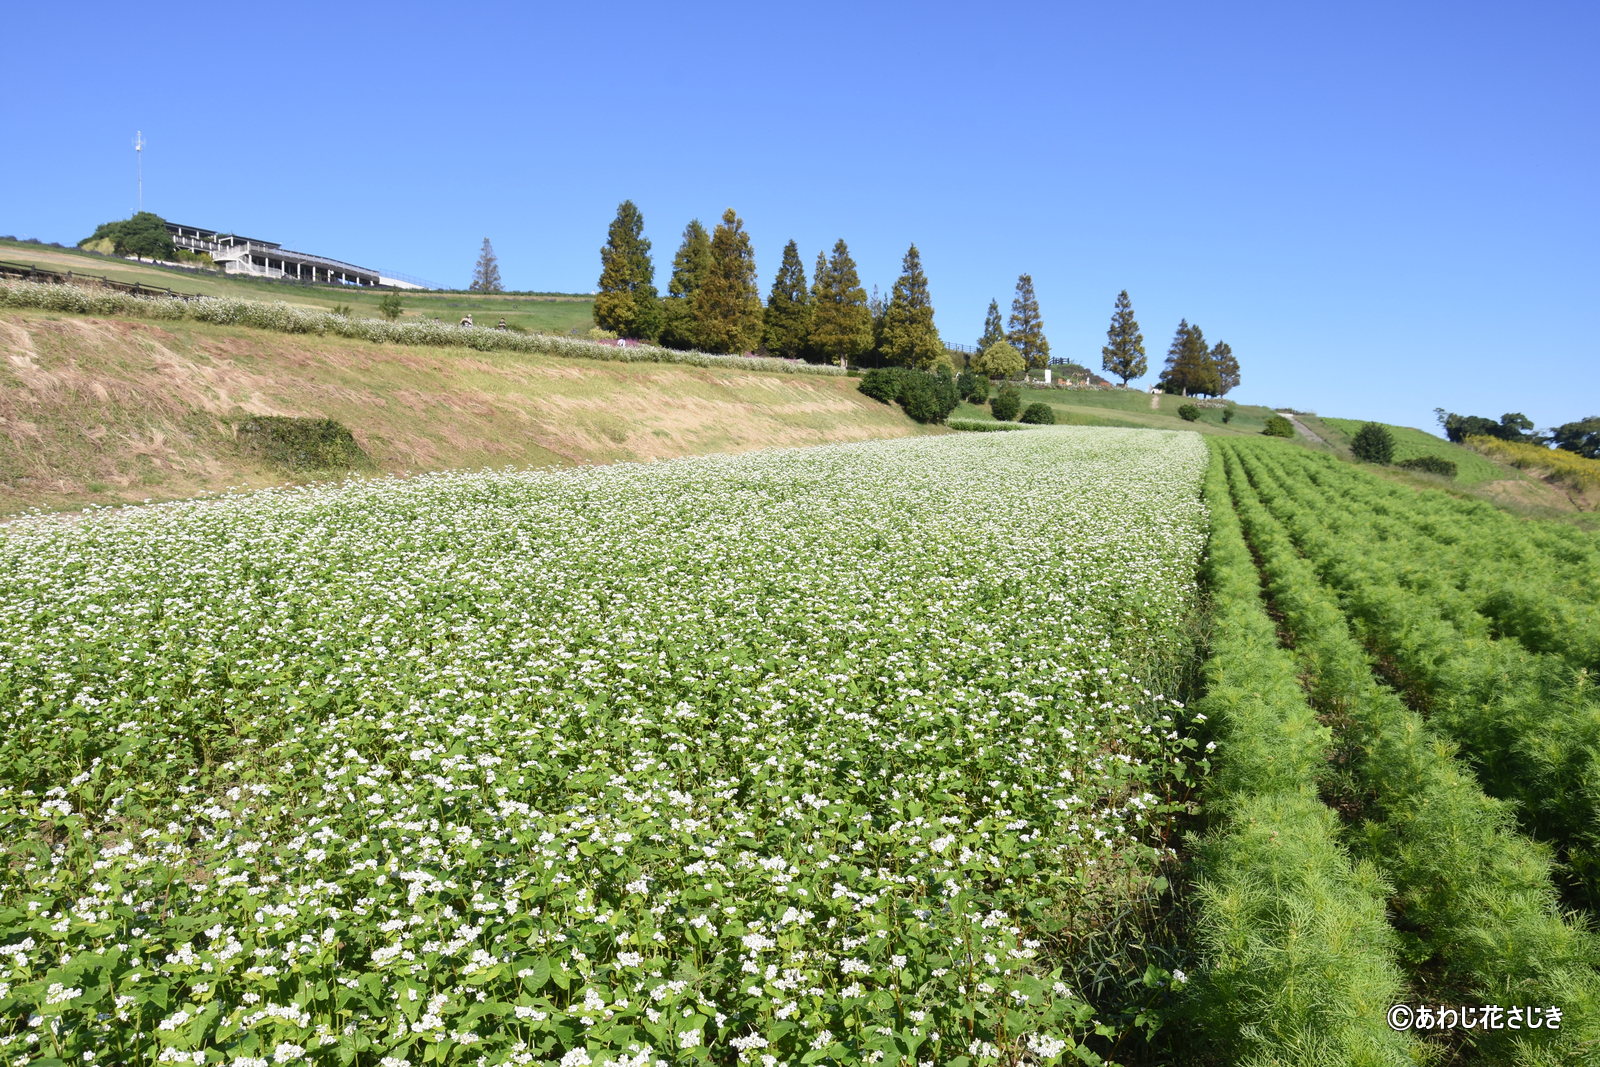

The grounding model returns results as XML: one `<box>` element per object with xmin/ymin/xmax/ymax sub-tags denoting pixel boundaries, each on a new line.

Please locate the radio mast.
<box><xmin>133</xmin><ymin>131</ymin><xmax>145</xmax><ymax>212</ymax></box>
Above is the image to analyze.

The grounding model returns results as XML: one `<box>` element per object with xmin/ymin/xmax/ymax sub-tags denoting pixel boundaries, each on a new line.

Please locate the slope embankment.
<box><xmin>0</xmin><ymin>309</ymin><xmax>924</xmax><ymax>513</ymax></box>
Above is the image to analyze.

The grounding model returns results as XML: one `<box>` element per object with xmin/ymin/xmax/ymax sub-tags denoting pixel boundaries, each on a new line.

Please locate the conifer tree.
<box><xmin>878</xmin><ymin>244</ymin><xmax>945</xmax><ymax>371</ymax></box>
<box><xmin>693</xmin><ymin>208</ymin><xmax>763</xmax><ymax>354</ymax></box>
<box><xmin>1159</xmin><ymin>320</ymin><xmax>1222</xmax><ymax>396</ymax></box>
<box><xmin>659</xmin><ymin>220</ymin><xmax>711</xmax><ymax>350</ymax></box>
<box><xmin>1006</xmin><ymin>273</ymin><xmax>1050</xmax><ymax>369</ymax></box>
<box><xmin>976</xmin><ymin>299</ymin><xmax>1005</xmax><ymax>354</ymax></box>
<box><xmin>469</xmin><ymin>238</ymin><xmax>503</xmax><ymax>292</ymax></box>
<box><xmin>808</xmin><ymin>239</ymin><xmax>873</xmax><ymax>367</ymax></box>
<box><xmin>1101</xmin><ymin>290</ymin><xmax>1147</xmax><ymax>386</ymax></box>
<box><xmin>761</xmin><ymin>240</ymin><xmax>812</xmax><ymax>359</ymax></box>
<box><xmin>593</xmin><ymin>201</ymin><xmax>661</xmax><ymax>341</ymax></box>
<box><xmin>1211</xmin><ymin>340</ymin><xmax>1240</xmax><ymax>395</ymax></box>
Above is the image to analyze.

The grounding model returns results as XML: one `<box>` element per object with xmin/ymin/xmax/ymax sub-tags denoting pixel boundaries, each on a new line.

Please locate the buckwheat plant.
<box><xmin>1</xmin><ymin>428</ymin><xmax>1207</xmax><ymax>1066</ymax></box>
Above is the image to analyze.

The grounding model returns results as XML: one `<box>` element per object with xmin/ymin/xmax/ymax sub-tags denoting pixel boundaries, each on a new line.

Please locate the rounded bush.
<box><xmin>1178</xmin><ymin>404</ymin><xmax>1201</xmax><ymax>422</ymax></box>
<box><xmin>1020</xmin><ymin>402</ymin><xmax>1056</xmax><ymax>425</ymax></box>
<box><xmin>1263</xmin><ymin>415</ymin><xmax>1295</xmax><ymax>438</ymax></box>
<box><xmin>857</xmin><ymin>367</ymin><xmax>904</xmax><ymax>404</ymax></box>
<box><xmin>990</xmin><ymin>386</ymin><xmax>1022</xmax><ymax>422</ymax></box>
<box><xmin>1350</xmin><ymin>422</ymin><xmax>1396</xmax><ymax>464</ymax></box>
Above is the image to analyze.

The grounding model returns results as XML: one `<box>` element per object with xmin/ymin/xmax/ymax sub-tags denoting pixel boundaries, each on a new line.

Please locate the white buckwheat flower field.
<box><xmin>0</xmin><ymin>428</ymin><xmax>1210</xmax><ymax>1066</ymax></box>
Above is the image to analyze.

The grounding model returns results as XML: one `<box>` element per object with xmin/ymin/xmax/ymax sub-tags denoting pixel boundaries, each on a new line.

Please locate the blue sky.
<box><xmin>3</xmin><ymin>0</ymin><xmax>1595</xmax><ymax>432</ymax></box>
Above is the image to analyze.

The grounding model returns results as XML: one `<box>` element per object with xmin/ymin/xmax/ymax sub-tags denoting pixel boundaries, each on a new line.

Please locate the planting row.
<box><xmin>1213</xmin><ymin>440</ymin><xmax>1600</xmax><ymax>1065</ymax></box>
<box><xmin>1227</xmin><ymin>443</ymin><xmax>1600</xmax><ymax>903</ymax></box>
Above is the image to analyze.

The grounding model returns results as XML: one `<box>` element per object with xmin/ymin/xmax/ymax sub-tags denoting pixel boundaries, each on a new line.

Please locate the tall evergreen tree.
<box><xmin>659</xmin><ymin>220</ymin><xmax>711</xmax><ymax>350</ymax></box>
<box><xmin>470</xmin><ymin>238</ymin><xmax>503</xmax><ymax>292</ymax></box>
<box><xmin>593</xmin><ymin>201</ymin><xmax>660</xmax><ymax>340</ymax></box>
<box><xmin>878</xmin><ymin>244</ymin><xmax>945</xmax><ymax>371</ymax></box>
<box><xmin>1101</xmin><ymin>290</ymin><xmax>1147</xmax><ymax>386</ymax></box>
<box><xmin>761</xmin><ymin>240</ymin><xmax>812</xmax><ymax>359</ymax></box>
<box><xmin>1159</xmin><ymin>320</ymin><xmax>1222</xmax><ymax>396</ymax></box>
<box><xmin>1006</xmin><ymin>273</ymin><xmax>1050</xmax><ymax>369</ymax></box>
<box><xmin>1211</xmin><ymin>340</ymin><xmax>1240</xmax><ymax>395</ymax></box>
<box><xmin>693</xmin><ymin>208</ymin><xmax>763</xmax><ymax>354</ymax></box>
<box><xmin>808</xmin><ymin>239</ymin><xmax>873</xmax><ymax>367</ymax></box>
<box><xmin>976</xmin><ymin>298</ymin><xmax>1005</xmax><ymax>354</ymax></box>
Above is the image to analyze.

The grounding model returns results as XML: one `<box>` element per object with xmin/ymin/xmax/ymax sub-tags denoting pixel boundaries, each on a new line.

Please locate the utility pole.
<box><xmin>133</xmin><ymin>131</ymin><xmax>144</xmax><ymax>213</ymax></box>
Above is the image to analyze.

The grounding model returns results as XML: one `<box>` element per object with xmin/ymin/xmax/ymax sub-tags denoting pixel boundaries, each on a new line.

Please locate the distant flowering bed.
<box><xmin>0</xmin><ymin>429</ymin><xmax>1208</xmax><ymax>1066</ymax></box>
<box><xmin>0</xmin><ymin>280</ymin><xmax>844</xmax><ymax>378</ymax></box>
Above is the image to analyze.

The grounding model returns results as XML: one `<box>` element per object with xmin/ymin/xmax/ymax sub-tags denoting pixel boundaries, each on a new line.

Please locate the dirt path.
<box><xmin>1283</xmin><ymin>413</ymin><xmax>1325</xmax><ymax>445</ymax></box>
<box><xmin>1149</xmin><ymin>391</ymin><xmax>1160</xmax><ymax>410</ymax></box>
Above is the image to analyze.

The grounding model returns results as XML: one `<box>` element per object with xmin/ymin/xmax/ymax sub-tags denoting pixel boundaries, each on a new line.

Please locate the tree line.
<box><xmin>1435</xmin><ymin>408</ymin><xmax>1600</xmax><ymax>459</ymax></box>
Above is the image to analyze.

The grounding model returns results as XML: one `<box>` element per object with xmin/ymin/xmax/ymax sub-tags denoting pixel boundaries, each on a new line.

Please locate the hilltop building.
<box><xmin>165</xmin><ymin>223</ymin><xmax>422</xmax><ymax>289</ymax></box>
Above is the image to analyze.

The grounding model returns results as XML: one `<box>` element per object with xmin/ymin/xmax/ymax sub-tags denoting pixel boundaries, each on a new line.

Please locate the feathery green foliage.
<box><xmin>761</xmin><ymin>239</ymin><xmax>811</xmax><ymax>360</ymax></box>
<box><xmin>659</xmin><ymin>219</ymin><xmax>712</xmax><ymax>350</ymax></box>
<box><xmin>1184</xmin><ymin>448</ymin><xmax>1423</xmax><ymax>1066</ymax></box>
<box><xmin>469</xmin><ymin>237</ymin><xmax>503</xmax><ymax>293</ymax></box>
<box><xmin>1215</xmin><ymin>439</ymin><xmax>1600</xmax><ymax>1061</ymax></box>
<box><xmin>1159</xmin><ymin>320</ymin><xmax>1221</xmax><ymax>396</ymax></box>
<box><xmin>808</xmin><ymin>239</ymin><xmax>873</xmax><ymax>367</ymax></box>
<box><xmin>977</xmin><ymin>298</ymin><xmax>1005</xmax><ymax>354</ymax></box>
<box><xmin>1006</xmin><ymin>273</ymin><xmax>1050</xmax><ymax>370</ymax></box>
<box><xmin>1211</xmin><ymin>340</ymin><xmax>1240</xmax><ymax>396</ymax></box>
<box><xmin>878</xmin><ymin>244</ymin><xmax>945</xmax><ymax>371</ymax></box>
<box><xmin>1101</xmin><ymin>290</ymin><xmax>1147</xmax><ymax>386</ymax></box>
<box><xmin>692</xmin><ymin>208</ymin><xmax>763</xmax><ymax>355</ymax></box>
<box><xmin>593</xmin><ymin>200</ymin><xmax>661</xmax><ymax>341</ymax></box>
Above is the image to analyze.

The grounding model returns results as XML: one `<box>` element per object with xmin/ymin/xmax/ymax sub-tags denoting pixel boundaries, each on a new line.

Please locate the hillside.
<box><xmin>0</xmin><ymin>308</ymin><xmax>927</xmax><ymax>514</ymax></box>
<box><xmin>0</xmin><ymin>238</ymin><xmax>596</xmax><ymax>334</ymax></box>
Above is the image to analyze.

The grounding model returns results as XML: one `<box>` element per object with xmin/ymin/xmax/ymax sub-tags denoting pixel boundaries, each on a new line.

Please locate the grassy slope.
<box><xmin>0</xmin><ymin>308</ymin><xmax>926</xmax><ymax>514</ymax></box>
<box><xmin>953</xmin><ymin>384</ymin><xmax>1284</xmax><ymax>435</ymax></box>
<box><xmin>0</xmin><ymin>238</ymin><xmax>595</xmax><ymax>334</ymax></box>
<box><xmin>1310</xmin><ymin>415</ymin><xmax>1506</xmax><ymax>486</ymax></box>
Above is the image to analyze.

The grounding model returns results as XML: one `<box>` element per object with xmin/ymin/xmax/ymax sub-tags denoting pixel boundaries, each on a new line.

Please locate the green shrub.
<box><xmin>1019</xmin><ymin>402</ymin><xmax>1056</xmax><ymax>425</ymax></box>
<box><xmin>1350</xmin><ymin>422</ymin><xmax>1395</xmax><ymax>464</ymax></box>
<box><xmin>895</xmin><ymin>374</ymin><xmax>942</xmax><ymax>424</ymax></box>
<box><xmin>1263</xmin><ymin>415</ymin><xmax>1295</xmax><ymax>438</ymax></box>
<box><xmin>857</xmin><ymin>367</ymin><xmax>904</xmax><ymax>404</ymax></box>
<box><xmin>1395</xmin><ymin>455</ymin><xmax>1458</xmax><ymax>477</ymax></box>
<box><xmin>1221</xmin><ymin>406</ymin><xmax>1235</xmax><ymax>424</ymax></box>
<box><xmin>1178</xmin><ymin>404</ymin><xmax>1201</xmax><ymax>422</ymax></box>
<box><xmin>990</xmin><ymin>386</ymin><xmax>1022</xmax><ymax>422</ymax></box>
<box><xmin>235</xmin><ymin>415</ymin><xmax>372</xmax><ymax>472</ymax></box>
<box><xmin>377</xmin><ymin>293</ymin><xmax>404</xmax><ymax>321</ymax></box>
<box><xmin>955</xmin><ymin>370</ymin><xmax>986</xmax><ymax>403</ymax></box>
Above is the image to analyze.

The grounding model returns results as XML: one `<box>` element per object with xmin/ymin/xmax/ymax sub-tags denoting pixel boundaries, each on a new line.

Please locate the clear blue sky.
<box><xmin>4</xmin><ymin>1</ymin><xmax>1595</xmax><ymax>432</ymax></box>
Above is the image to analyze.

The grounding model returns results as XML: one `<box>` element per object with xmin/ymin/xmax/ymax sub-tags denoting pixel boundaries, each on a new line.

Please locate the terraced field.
<box><xmin>6</xmin><ymin>424</ymin><xmax>1595</xmax><ymax>1066</ymax></box>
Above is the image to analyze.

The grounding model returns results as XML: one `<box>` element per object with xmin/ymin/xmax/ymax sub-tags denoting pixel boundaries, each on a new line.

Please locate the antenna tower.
<box><xmin>133</xmin><ymin>131</ymin><xmax>145</xmax><ymax>213</ymax></box>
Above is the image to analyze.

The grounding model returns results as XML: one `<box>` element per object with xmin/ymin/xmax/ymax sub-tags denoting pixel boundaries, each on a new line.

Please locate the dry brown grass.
<box><xmin>0</xmin><ymin>310</ymin><xmax>926</xmax><ymax>514</ymax></box>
